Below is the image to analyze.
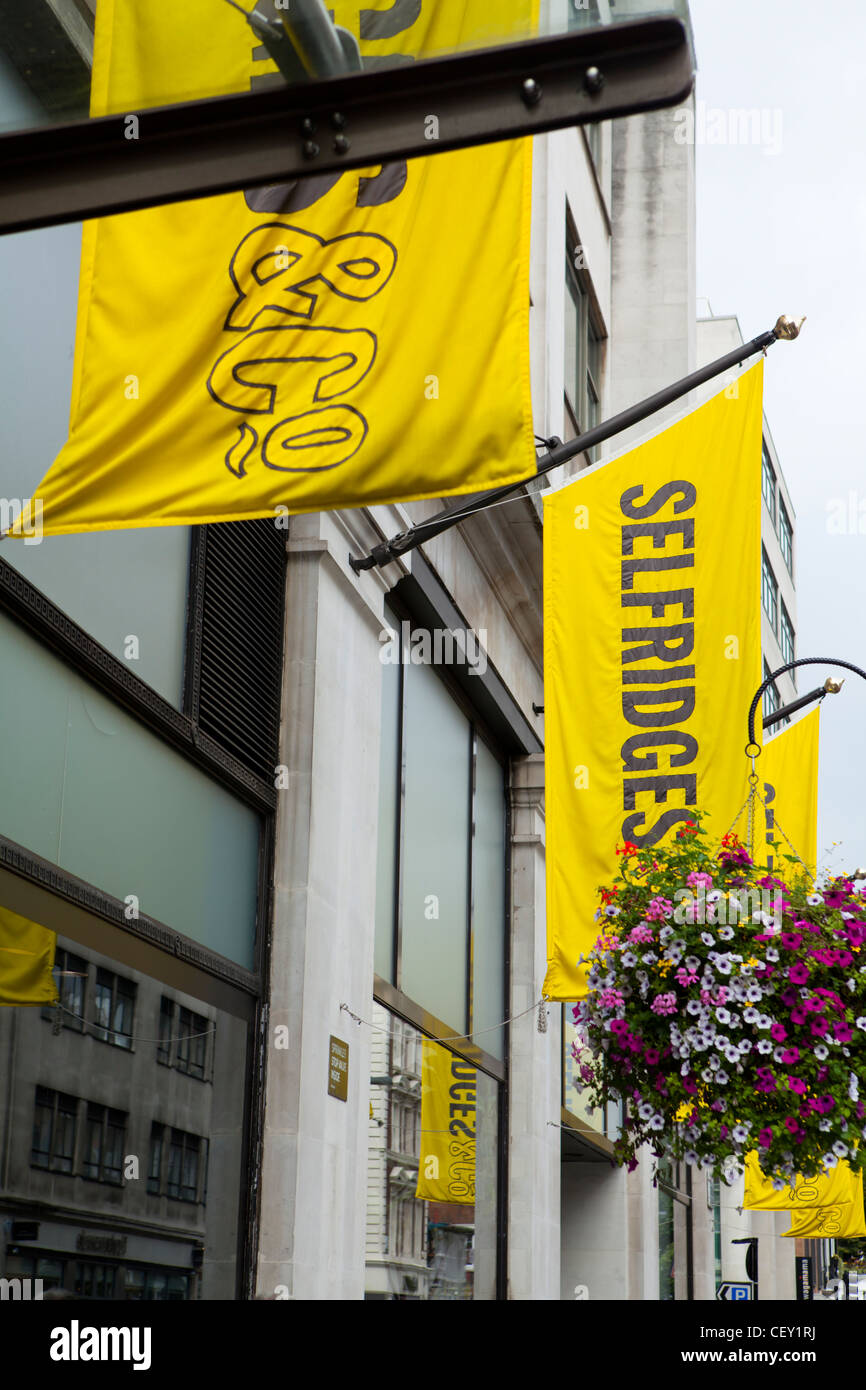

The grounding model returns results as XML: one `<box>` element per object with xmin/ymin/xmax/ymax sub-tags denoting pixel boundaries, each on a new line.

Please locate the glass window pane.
<box><xmin>400</xmin><ymin>663</ymin><xmax>470</xmax><ymax>1032</ymax></box>
<box><xmin>365</xmin><ymin>1002</ymin><xmax>499</xmax><ymax>1300</ymax></box>
<box><xmin>374</xmin><ymin>646</ymin><xmax>401</xmax><ymax>983</ymax></box>
<box><xmin>471</xmin><ymin>740</ymin><xmax>506</xmax><ymax>1060</ymax></box>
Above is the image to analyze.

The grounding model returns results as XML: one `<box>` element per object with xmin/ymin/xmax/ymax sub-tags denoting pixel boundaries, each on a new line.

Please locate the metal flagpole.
<box><xmin>349</xmin><ymin>314</ymin><xmax>804</xmax><ymax>574</ymax></box>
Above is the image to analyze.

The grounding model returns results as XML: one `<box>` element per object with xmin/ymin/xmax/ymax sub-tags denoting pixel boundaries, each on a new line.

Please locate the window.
<box><xmin>780</xmin><ymin>604</ymin><xmax>795</xmax><ymax>668</ymax></box>
<box><xmin>31</xmin><ymin>1087</ymin><xmax>77</xmax><ymax>1173</ymax></box>
<box><xmin>156</xmin><ymin>997</ymin><xmax>210</xmax><ymax>1078</ymax></box>
<box><xmin>75</xmin><ymin>1263</ymin><xmax>117</xmax><ymax>1299</ymax></box>
<box><xmin>761</xmin><ymin>548</ymin><xmax>778</xmax><ymax>634</ymax></box>
<box><xmin>763</xmin><ymin>661</ymin><xmax>782</xmax><ymax>724</ymax></box>
<box><xmin>568</xmin><ymin>0</ymin><xmax>605</xmax><ymax>28</ymax></box>
<box><xmin>762</xmin><ymin>441</ymin><xmax>776</xmax><ymax>524</ymax></box>
<box><xmin>779</xmin><ymin>500</ymin><xmax>794</xmax><ymax>575</ymax></box>
<box><xmin>565</xmin><ymin>229</ymin><xmax>605</xmax><ymax>456</ymax></box>
<box><xmin>374</xmin><ymin>606</ymin><xmax>507</xmax><ymax>1056</ymax></box>
<box><xmin>93</xmin><ymin>968</ymin><xmax>135</xmax><ymax>1048</ymax></box>
<box><xmin>148</xmin><ymin>1123</ymin><xmax>164</xmax><ymax>1196</ymax></box>
<box><xmin>82</xmin><ymin>1103</ymin><xmax>126</xmax><ymax>1185</ymax></box>
<box><xmin>163</xmin><ymin>1128</ymin><xmax>207</xmax><ymax>1204</ymax></box>
<box><xmin>41</xmin><ymin>947</ymin><xmax>87</xmax><ymax>1031</ymax></box>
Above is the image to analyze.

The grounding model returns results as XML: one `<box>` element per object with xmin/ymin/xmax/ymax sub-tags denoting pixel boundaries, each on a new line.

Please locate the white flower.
<box><xmin>638</xmin><ymin>1101</ymin><xmax>654</xmax><ymax>1121</ymax></box>
<box><xmin>833</xmin><ymin>1142</ymin><xmax>849</xmax><ymax>1160</ymax></box>
<box><xmin>746</xmin><ymin>985</ymin><xmax>763</xmax><ymax>1003</ymax></box>
<box><xmin>765</xmin><ymin>948</ymin><xmax>780</xmax><ymax>963</ymax></box>
<box><xmin>807</xmin><ymin>893</ymin><xmax>822</xmax><ymax>906</ymax></box>
<box><xmin>604</xmin><ymin>904</ymin><xmax>621</xmax><ymax>917</ymax></box>
<box><xmin>773</xmin><ymin>1048</ymin><xmax>787</xmax><ymax>1064</ymax></box>
<box><xmin>849</xmin><ymin>1074</ymin><xmax>859</xmax><ymax>1102</ymax></box>
<box><xmin>856</xmin><ymin>1018</ymin><xmax>866</xmax><ymax>1032</ymax></box>
<box><xmin>706</xmin><ymin>890</ymin><xmax>723</xmax><ymax>904</ymax></box>
<box><xmin>641</xmin><ymin>951</ymin><xmax>658</xmax><ymax>964</ymax></box>
<box><xmin>715</xmin><ymin>1007</ymin><xmax>731</xmax><ymax>1025</ymax></box>
<box><xmin>701</xmin><ymin>932</ymin><xmax>715</xmax><ymax>946</ymax></box>
<box><xmin>718</xmin><ymin>926</ymin><xmax>734</xmax><ymax>941</ymax></box>
<box><xmin>620</xmin><ymin>951</ymin><xmax>638</xmax><ymax>968</ymax></box>
<box><xmin>819</xmin><ymin>1119</ymin><xmax>832</xmax><ymax>1133</ymax></box>
<box><xmin>649</xmin><ymin>1115</ymin><xmax>665</xmax><ymax>1132</ymax></box>
<box><xmin>814</xmin><ymin>1044</ymin><xmax>829</xmax><ymax>1060</ymax></box>
<box><xmin>680</xmin><ymin>1060</ymin><xmax>692</xmax><ymax>1076</ymax></box>
<box><xmin>738</xmin><ymin>1039</ymin><xmax>753</xmax><ymax>1054</ymax></box>
<box><xmin>659</xmin><ymin>925</ymin><xmax>675</xmax><ymax>943</ymax></box>
<box><xmin>757</xmin><ymin>1015</ymin><xmax>772</xmax><ymax>1030</ymax></box>
<box><xmin>716</xmin><ymin>1070</ymin><xmax>729</xmax><ymax>1085</ymax></box>
<box><xmin>743</xmin><ymin>1007</ymin><xmax>760</xmax><ymax>1024</ymax></box>
<box><xmin>728</xmin><ymin>1012</ymin><xmax>741</xmax><ymax>1028</ymax></box>
<box><xmin>757</xmin><ymin>1039</ymin><xmax>773</xmax><ymax>1054</ymax></box>
<box><xmin>685</xmin><ymin>955</ymin><xmax>700</xmax><ymax>971</ymax></box>
<box><xmin>771</xmin><ymin>1177</ymin><xmax>787</xmax><ymax>1190</ymax></box>
<box><xmin>732</xmin><ymin>1124</ymin><xmax>750</xmax><ymax>1144</ymax></box>
<box><xmin>684</xmin><ymin>1150</ymin><xmax>699</xmax><ymax>1165</ymax></box>
<box><xmin>725</xmin><ymin>1047</ymin><xmax>740</xmax><ymax>1065</ymax></box>
<box><xmin>715</xmin><ymin>955</ymin><xmax>733</xmax><ymax>975</ymax></box>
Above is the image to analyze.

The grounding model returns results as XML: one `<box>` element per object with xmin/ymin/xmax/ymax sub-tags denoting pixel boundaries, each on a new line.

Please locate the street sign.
<box><xmin>716</xmin><ymin>1282</ymin><xmax>754</xmax><ymax>1301</ymax></box>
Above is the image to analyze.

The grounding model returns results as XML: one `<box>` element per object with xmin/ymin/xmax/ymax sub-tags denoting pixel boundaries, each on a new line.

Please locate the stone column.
<box><xmin>255</xmin><ymin>511</ymin><xmax>386</xmax><ymax>1300</ymax></box>
<box><xmin>508</xmin><ymin>753</ymin><xmax>560</xmax><ymax>1298</ymax></box>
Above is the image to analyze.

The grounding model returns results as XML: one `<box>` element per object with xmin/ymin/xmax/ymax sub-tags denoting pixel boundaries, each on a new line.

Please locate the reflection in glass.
<box><xmin>366</xmin><ymin>1002</ymin><xmax>499</xmax><ymax>1300</ymax></box>
<box><xmin>0</xmin><ymin>930</ymin><xmax>249</xmax><ymax>1298</ymax></box>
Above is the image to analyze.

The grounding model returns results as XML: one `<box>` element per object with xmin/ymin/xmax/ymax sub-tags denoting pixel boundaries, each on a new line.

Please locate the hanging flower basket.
<box><xmin>571</xmin><ymin>816</ymin><xmax>866</xmax><ymax>1185</ymax></box>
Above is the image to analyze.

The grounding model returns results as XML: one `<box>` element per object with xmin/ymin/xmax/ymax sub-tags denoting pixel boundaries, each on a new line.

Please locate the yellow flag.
<box><xmin>13</xmin><ymin>0</ymin><xmax>536</xmax><ymax>538</ymax></box>
<box><xmin>543</xmin><ymin>365</ymin><xmax>765</xmax><ymax>999</ymax></box>
<box><xmin>743</xmin><ymin>1150</ymin><xmax>858</xmax><ymax>1211</ymax></box>
<box><xmin>0</xmin><ymin>906</ymin><xmax>59</xmax><ymax>1007</ymax></box>
<box><xmin>782</xmin><ymin>1195</ymin><xmax>866</xmax><ymax>1238</ymax></box>
<box><xmin>757</xmin><ymin>709</ymin><xmax>819</xmax><ymax>874</ymax></box>
<box><xmin>415</xmin><ymin>1040</ymin><xmax>476</xmax><ymax>1206</ymax></box>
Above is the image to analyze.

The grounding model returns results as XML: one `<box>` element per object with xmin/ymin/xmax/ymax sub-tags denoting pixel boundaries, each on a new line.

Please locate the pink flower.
<box><xmin>781</xmin><ymin>1047</ymin><xmax>800</xmax><ymax>1065</ymax></box>
<box><xmin>789</xmin><ymin>964</ymin><xmax>810</xmax><ymax>985</ymax></box>
<box><xmin>835</xmin><ymin>1022</ymin><xmax>853</xmax><ymax>1042</ymax></box>
<box><xmin>646</xmin><ymin>896</ymin><xmax>674</xmax><ymax>922</ymax></box>
<box><xmin>629</xmin><ymin>923</ymin><xmax>655</xmax><ymax>945</ymax></box>
<box><xmin>675</xmin><ymin>968</ymin><xmax>698</xmax><ymax>988</ymax></box>
<box><xmin>770</xmin><ymin>1023</ymin><xmax>787</xmax><ymax>1041</ymax></box>
<box><xmin>788</xmin><ymin>1077</ymin><xmax>807</xmax><ymax>1095</ymax></box>
<box><xmin>651</xmin><ymin>992</ymin><xmax>677</xmax><ymax>1016</ymax></box>
<box><xmin>686</xmin><ymin>871</ymin><xmax>713</xmax><ymax>889</ymax></box>
<box><xmin>758</xmin><ymin>1127</ymin><xmax>773</xmax><ymax>1147</ymax></box>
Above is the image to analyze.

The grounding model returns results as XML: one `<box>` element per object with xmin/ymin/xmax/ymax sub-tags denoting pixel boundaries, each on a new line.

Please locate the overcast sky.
<box><xmin>689</xmin><ymin>0</ymin><xmax>866</xmax><ymax>876</ymax></box>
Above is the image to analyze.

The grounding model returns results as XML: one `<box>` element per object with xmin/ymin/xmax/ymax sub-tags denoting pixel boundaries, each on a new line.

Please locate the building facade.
<box><xmin>0</xmin><ymin>0</ymin><xmax>815</xmax><ymax>1303</ymax></box>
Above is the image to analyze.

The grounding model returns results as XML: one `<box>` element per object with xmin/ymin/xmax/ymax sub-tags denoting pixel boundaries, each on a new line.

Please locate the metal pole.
<box><xmin>350</xmin><ymin>315</ymin><xmax>803</xmax><ymax>573</ymax></box>
<box><xmin>747</xmin><ymin>658</ymin><xmax>858</xmax><ymax>752</ymax></box>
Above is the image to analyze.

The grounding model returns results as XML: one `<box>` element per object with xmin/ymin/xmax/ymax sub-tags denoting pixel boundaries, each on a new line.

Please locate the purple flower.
<box><xmin>770</xmin><ymin>1023</ymin><xmax>787</xmax><ymax>1042</ymax></box>
<box><xmin>788</xmin><ymin>1077</ymin><xmax>807</xmax><ymax>1095</ymax></box>
<box><xmin>758</xmin><ymin>1127</ymin><xmax>773</xmax><ymax>1147</ymax></box>
<box><xmin>788</xmin><ymin>964</ymin><xmax>810</xmax><ymax>985</ymax></box>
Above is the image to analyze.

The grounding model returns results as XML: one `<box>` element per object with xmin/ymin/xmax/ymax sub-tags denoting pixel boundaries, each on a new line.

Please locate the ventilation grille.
<box><xmin>196</xmin><ymin>520</ymin><xmax>285</xmax><ymax>782</ymax></box>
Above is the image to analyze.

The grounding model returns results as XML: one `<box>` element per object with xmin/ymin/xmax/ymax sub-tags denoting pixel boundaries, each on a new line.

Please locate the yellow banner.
<box><xmin>757</xmin><ymin>709</ymin><xmax>819</xmax><ymax>874</ymax></box>
<box><xmin>415</xmin><ymin>1040</ymin><xmax>476</xmax><ymax>1206</ymax></box>
<box><xmin>543</xmin><ymin>365</ymin><xmax>765</xmax><ymax>1000</ymax></box>
<box><xmin>0</xmin><ymin>906</ymin><xmax>59</xmax><ymax>1007</ymax></box>
<box><xmin>782</xmin><ymin>1194</ymin><xmax>866</xmax><ymax>1238</ymax></box>
<box><xmin>13</xmin><ymin>0</ymin><xmax>536</xmax><ymax>537</ymax></box>
<box><xmin>744</xmin><ymin>1151</ymin><xmax>857</xmax><ymax>1211</ymax></box>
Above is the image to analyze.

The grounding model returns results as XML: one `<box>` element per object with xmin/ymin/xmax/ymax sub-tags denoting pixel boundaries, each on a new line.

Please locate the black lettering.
<box><xmin>622</xmin><ymin>666</ymin><xmax>696</xmax><ymax>685</ymax></box>
<box><xmin>622</xmin><ymin>808</ymin><xmax>695</xmax><ymax>847</ymax></box>
<box><xmin>620</xmin><ymin>481</ymin><xmax>697</xmax><ymax>519</ymax></box>
<box><xmin>449</xmin><ymin>1119</ymin><xmax>475</xmax><ymax>1138</ymax></box>
<box><xmin>622</xmin><ymin>687</ymin><xmax>696</xmax><ymax>727</ymax></box>
<box><xmin>622</xmin><ymin>555</ymin><xmax>694</xmax><ymax>590</ymax></box>
<box><xmin>621</xmin><ymin>519</ymin><xmax>695</xmax><ymax>555</ymax></box>
<box><xmin>621</xmin><ymin>590</ymin><xmax>694</xmax><ymax>620</ymax></box>
<box><xmin>621</xmin><ymin>731</ymin><xmax>699</xmax><ymax>772</ymax></box>
<box><xmin>623</xmin><ymin>773</ymin><xmax>697</xmax><ymax>811</ymax></box>
<box><xmin>622</xmin><ymin>624</ymin><xmax>695</xmax><ymax>663</ymax></box>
